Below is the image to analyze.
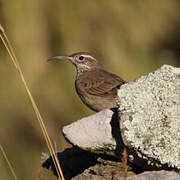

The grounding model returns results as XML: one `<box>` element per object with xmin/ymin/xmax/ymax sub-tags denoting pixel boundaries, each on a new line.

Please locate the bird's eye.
<box><xmin>79</xmin><ymin>56</ymin><xmax>84</xmax><ymax>60</ymax></box>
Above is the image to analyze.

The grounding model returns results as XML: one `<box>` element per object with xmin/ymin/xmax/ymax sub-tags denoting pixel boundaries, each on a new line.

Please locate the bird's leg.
<box><xmin>122</xmin><ymin>146</ymin><xmax>128</xmax><ymax>179</ymax></box>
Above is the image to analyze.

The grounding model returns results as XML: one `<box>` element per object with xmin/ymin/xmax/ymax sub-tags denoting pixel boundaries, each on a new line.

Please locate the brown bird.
<box><xmin>48</xmin><ymin>52</ymin><xmax>126</xmax><ymax>112</ymax></box>
<box><xmin>49</xmin><ymin>52</ymin><xmax>128</xmax><ymax>178</ymax></box>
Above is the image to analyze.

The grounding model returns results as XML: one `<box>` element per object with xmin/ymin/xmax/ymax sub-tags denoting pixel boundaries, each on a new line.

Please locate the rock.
<box><xmin>71</xmin><ymin>169</ymin><xmax>180</xmax><ymax>180</ymax></box>
<box><xmin>117</xmin><ymin>65</ymin><xmax>180</xmax><ymax>170</ymax></box>
<box><xmin>41</xmin><ymin>146</ymin><xmax>98</xmax><ymax>179</ymax></box>
<box><xmin>42</xmin><ymin>151</ymin><xmax>180</xmax><ymax>180</ymax></box>
<box><xmin>41</xmin><ymin>64</ymin><xmax>179</xmax><ymax>180</ymax></box>
<box><xmin>42</xmin><ymin>146</ymin><xmax>135</xmax><ymax>179</ymax></box>
<box><xmin>63</xmin><ymin>108</ymin><xmax>118</xmax><ymax>155</ymax></box>
<box><xmin>63</xmin><ymin>65</ymin><xmax>180</xmax><ymax>171</ymax></box>
<box><xmin>127</xmin><ymin>170</ymin><xmax>180</xmax><ymax>180</ymax></box>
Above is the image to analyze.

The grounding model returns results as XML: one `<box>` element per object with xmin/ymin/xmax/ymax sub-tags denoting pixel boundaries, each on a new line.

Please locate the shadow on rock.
<box><xmin>42</xmin><ymin>146</ymin><xmax>98</xmax><ymax>179</ymax></box>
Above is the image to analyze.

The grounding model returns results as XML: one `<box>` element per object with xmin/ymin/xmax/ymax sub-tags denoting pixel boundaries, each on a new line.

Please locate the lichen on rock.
<box><xmin>117</xmin><ymin>65</ymin><xmax>180</xmax><ymax>170</ymax></box>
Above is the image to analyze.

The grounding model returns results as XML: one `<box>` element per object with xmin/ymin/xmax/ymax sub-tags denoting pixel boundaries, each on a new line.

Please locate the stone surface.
<box><xmin>42</xmin><ymin>146</ymin><xmax>134</xmax><ymax>179</ymax></box>
<box><xmin>41</xmin><ymin>146</ymin><xmax>98</xmax><ymax>179</ymax></box>
<box><xmin>43</xmin><ymin>65</ymin><xmax>180</xmax><ymax>179</ymax></box>
<box><xmin>63</xmin><ymin>109</ymin><xmax>117</xmax><ymax>153</ymax></box>
<box><xmin>117</xmin><ymin>65</ymin><xmax>180</xmax><ymax>170</ymax></box>
<box><xmin>71</xmin><ymin>169</ymin><xmax>180</xmax><ymax>180</ymax></box>
<box><xmin>42</xmin><ymin>150</ymin><xmax>180</xmax><ymax>180</ymax></box>
<box><xmin>62</xmin><ymin>65</ymin><xmax>180</xmax><ymax>171</ymax></box>
<box><xmin>127</xmin><ymin>170</ymin><xmax>180</xmax><ymax>180</ymax></box>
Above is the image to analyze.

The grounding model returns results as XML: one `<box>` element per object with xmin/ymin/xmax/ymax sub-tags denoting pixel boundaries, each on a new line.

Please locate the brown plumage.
<box><xmin>48</xmin><ymin>52</ymin><xmax>126</xmax><ymax>112</ymax></box>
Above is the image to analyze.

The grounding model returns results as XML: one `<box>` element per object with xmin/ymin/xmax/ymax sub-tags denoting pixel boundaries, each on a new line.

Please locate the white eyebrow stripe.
<box><xmin>82</xmin><ymin>55</ymin><xmax>95</xmax><ymax>59</ymax></box>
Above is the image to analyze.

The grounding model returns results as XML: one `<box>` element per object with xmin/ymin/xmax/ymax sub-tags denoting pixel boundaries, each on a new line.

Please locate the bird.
<box><xmin>48</xmin><ymin>52</ymin><xmax>128</xmax><ymax>178</ymax></box>
<box><xmin>48</xmin><ymin>52</ymin><xmax>126</xmax><ymax>112</ymax></box>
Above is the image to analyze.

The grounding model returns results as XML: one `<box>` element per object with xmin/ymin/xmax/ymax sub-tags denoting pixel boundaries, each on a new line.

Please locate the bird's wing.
<box><xmin>78</xmin><ymin>69</ymin><xmax>126</xmax><ymax>96</ymax></box>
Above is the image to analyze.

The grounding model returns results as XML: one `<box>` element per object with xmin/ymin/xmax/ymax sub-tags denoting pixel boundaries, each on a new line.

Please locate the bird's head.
<box><xmin>48</xmin><ymin>52</ymin><xmax>101</xmax><ymax>73</ymax></box>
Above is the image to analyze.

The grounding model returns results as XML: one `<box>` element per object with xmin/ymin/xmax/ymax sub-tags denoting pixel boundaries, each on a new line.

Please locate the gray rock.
<box><xmin>71</xmin><ymin>170</ymin><xmax>180</xmax><ymax>180</ymax></box>
<box><xmin>41</xmin><ymin>147</ymin><xmax>98</xmax><ymax>179</ymax></box>
<box><xmin>117</xmin><ymin>65</ymin><xmax>180</xmax><ymax>170</ymax></box>
<box><xmin>63</xmin><ymin>65</ymin><xmax>180</xmax><ymax>170</ymax></box>
<box><xmin>127</xmin><ymin>170</ymin><xmax>180</xmax><ymax>180</ymax></box>
<box><xmin>63</xmin><ymin>109</ymin><xmax>117</xmax><ymax>154</ymax></box>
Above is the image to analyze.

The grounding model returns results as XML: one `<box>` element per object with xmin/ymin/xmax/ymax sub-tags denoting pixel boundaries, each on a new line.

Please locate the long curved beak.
<box><xmin>48</xmin><ymin>55</ymin><xmax>73</xmax><ymax>61</ymax></box>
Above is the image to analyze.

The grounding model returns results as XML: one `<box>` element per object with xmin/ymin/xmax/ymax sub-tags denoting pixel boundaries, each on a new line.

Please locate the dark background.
<box><xmin>0</xmin><ymin>1</ymin><xmax>180</xmax><ymax>179</ymax></box>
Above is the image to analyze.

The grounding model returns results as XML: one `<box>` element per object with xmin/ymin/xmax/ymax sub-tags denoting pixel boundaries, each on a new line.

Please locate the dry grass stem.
<box><xmin>0</xmin><ymin>24</ymin><xmax>65</xmax><ymax>180</ymax></box>
<box><xmin>0</xmin><ymin>144</ymin><xmax>18</xmax><ymax>180</ymax></box>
